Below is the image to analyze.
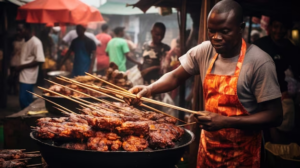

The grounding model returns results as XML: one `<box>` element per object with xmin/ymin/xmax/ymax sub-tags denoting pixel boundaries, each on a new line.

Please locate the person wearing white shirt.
<box><xmin>62</xmin><ymin>29</ymin><xmax>101</xmax><ymax>46</ymax></box>
<box><xmin>16</xmin><ymin>23</ymin><xmax>45</xmax><ymax>109</ymax></box>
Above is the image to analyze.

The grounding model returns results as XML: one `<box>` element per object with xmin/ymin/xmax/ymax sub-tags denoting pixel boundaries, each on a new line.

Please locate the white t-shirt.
<box><xmin>19</xmin><ymin>36</ymin><xmax>45</xmax><ymax>84</ymax></box>
<box><xmin>62</xmin><ymin>30</ymin><xmax>101</xmax><ymax>46</ymax></box>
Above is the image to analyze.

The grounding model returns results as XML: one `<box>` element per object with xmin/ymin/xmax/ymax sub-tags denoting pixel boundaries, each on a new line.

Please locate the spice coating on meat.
<box><xmin>34</xmin><ymin>102</ymin><xmax>185</xmax><ymax>151</ymax></box>
<box><xmin>122</xmin><ymin>136</ymin><xmax>148</xmax><ymax>151</ymax></box>
<box><xmin>116</xmin><ymin>121</ymin><xmax>149</xmax><ymax>136</ymax></box>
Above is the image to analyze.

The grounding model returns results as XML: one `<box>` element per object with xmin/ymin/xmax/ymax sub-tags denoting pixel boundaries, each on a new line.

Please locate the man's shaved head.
<box><xmin>210</xmin><ymin>0</ymin><xmax>243</xmax><ymax>25</ymax></box>
<box><xmin>207</xmin><ymin>0</ymin><xmax>245</xmax><ymax>57</ymax></box>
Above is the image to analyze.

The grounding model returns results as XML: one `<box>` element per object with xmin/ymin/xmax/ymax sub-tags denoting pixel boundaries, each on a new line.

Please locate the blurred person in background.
<box><xmin>140</xmin><ymin>22</ymin><xmax>170</xmax><ymax>85</ymax></box>
<box><xmin>62</xmin><ymin>27</ymin><xmax>100</xmax><ymax>46</ymax></box>
<box><xmin>50</xmin><ymin>26</ymin><xmax>61</xmax><ymax>60</ymax></box>
<box><xmin>255</xmin><ymin>16</ymin><xmax>300</xmax><ymax>143</ymax></box>
<box><xmin>125</xmin><ymin>34</ymin><xmax>137</xmax><ymax>70</ymax></box>
<box><xmin>8</xmin><ymin>34</ymin><xmax>24</xmax><ymax>95</ymax></box>
<box><xmin>95</xmin><ymin>24</ymin><xmax>111</xmax><ymax>74</ymax></box>
<box><xmin>16</xmin><ymin>22</ymin><xmax>45</xmax><ymax>109</ymax></box>
<box><xmin>106</xmin><ymin>27</ymin><xmax>141</xmax><ymax>72</ymax></box>
<box><xmin>40</xmin><ymin>27</ymin><xmax>55</xmax><ymax>85</ymax></box>
<box><xmin>250</xmin><ymin>29</ymin><xmax>260</xmax><ymax>43</ymax></box>
<box><xmin>59</xmin><ymin>25</ymin><xmax>96</xmax><ymax>77</ymax></box>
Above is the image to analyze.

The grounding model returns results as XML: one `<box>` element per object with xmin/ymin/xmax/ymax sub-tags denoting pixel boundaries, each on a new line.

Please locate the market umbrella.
<box><xmin>16</xmin><ymin>0</ymin><xmax>104</xmax><ymax>25</ymax></box>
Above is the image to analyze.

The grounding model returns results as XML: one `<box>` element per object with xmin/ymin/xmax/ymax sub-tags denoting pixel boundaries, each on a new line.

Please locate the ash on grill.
<box><xmin>33</xmin><ymin>102</ymin><xmax>184</xmax><ymax>152</ymax></box>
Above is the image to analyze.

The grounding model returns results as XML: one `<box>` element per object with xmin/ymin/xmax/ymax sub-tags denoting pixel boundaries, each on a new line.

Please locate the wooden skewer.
<box><xmin>47</xmin><ymin>79</ymin><xmax>129</xmax><ymax>112</ymax></box>
<box><xmin>38</xmin><ymin>87</ymin><xmax>99</xmax><ymax>112</ymax></box>
<box><xmin>24</xmin><ymin>151</ymin><xmax>40</xmax><ymax>154</ymax></box>
<box><xmin>56</xmin><ymin>77</ymin><xmax>145</xmax><ymax>117</ymax></box>
<box><xmin>97</xmin><ymin>87</ymin><xmax>206</xmax><ymax>115</ymax></box>
<box><xmin>53</xmin><ymin>107</ymin><xmax>72</xmax><ymax>115</ymax></box>
<box><xmin>27</xmin><ymin>91</ymin><xmax>76</xmax><ymax>114</ymax></box>
<box><xmin>82</xmin><ymin>74</ymin><xmax>189</xmax><ymax>122</ymax></box>
<box><xmin>177</xmin><ymin>122</ymin><xmax>197</xmax><ymax>127</ymax></box>
<box><xmin>57</xmin><ymin>76</ymin><xmax>124</xmax><ymax>102</ymax></box>
<box><xmin>85</xmin><ymin>72</ymin><xmax>127</xmax><ymax>91</ymax></box>
<box><xmin>27</xmin><ymin>163</ymin><xmax>43</xmax><ymax>167</ymax></box>
<box><xmin>70</xmin><ymin>96</ymin><xmax>118</xmax><ymax>115</ymax></box>
<box><xmin>58</xmin><ymin>76</ymin><xmax>185</xmax><ymax>123</ymax></box>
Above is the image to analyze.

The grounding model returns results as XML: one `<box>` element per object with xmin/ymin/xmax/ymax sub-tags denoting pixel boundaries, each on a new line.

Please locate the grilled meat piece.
<box><xmin>0</xmin><ymin>150</ymin><xmax>24</xmax><ymax>155</ymax></box>
<box><xmin>0</xmin><ymin>153</ymin><xmax>40</xmax><ymax>160</ymax></box>
<box><xmin>156</xmin><ymin>117</ymin><xmax>177</xmax><ymax>125</ymax></box>
<box><xmin>143</xmin><ymin>111</ymin><xmax>165</xmax><ymax>120</ymax></box>
<box><xmin>105</xmin><ymin>133</ymin><xmax>119</xmax><ymax>141</ymax></box>
<box><xmin>87</xmin><ymin>137</ymin><xmax>110</xmax><ymax>151</ymax></box>
<box><xmin>148</xmin><ymin>124</ymin><xmax>184</xmax><ymax>149</ymax></box>
<box><xmin>35</xmin><ymin>123</ymin><xmax>95</xmax><ymax>139</ymax></box>
<box><xmin>111</xmin><ymin>139</ymin><xmax>122</xmax><ymax>151</ymax></box>
<box><xmin>116</xmin><ymin>121</ymin><xmax>149</xmax><ymax>136</ymax></box>
<box><xmin>0</xmin><ymin>160</ymin><xmax>26</xmax><ymax>168</ymax></box>
<box><xmin>79</xmin><ymin>115</ymin><xmax>123</xmax><ymax>130</ymax></box>
<box><xmin>122</xmin><ymin>136</ymin><xmax>148</xmax><ymax>151</ymax></box>
<box><xmin>61</xmin><ymin>143</ymin><xmax>87</xmax><ymax>150</ymax></box>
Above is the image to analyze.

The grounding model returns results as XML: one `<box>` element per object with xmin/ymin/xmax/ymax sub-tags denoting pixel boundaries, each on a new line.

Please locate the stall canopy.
<box><xmin>99</xmin><ymin>1</ymin><xmax>161</xmax><ymax>15</ymax></box>
<box><xmin>130</xmin><ymin>0</ymin><xmax>296</xmax><ymax>20</ymax></box>
<box><xmin>16</xmin><ymin>0</ymin><xmax>104</xmax><ymax>25</ymax></box>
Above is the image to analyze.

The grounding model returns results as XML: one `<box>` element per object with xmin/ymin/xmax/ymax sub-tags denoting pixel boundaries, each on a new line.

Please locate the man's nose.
<box><xmin>212</xmin><ymin>32</ymin><xmax>222</xmax><ymax>40</ymax></box>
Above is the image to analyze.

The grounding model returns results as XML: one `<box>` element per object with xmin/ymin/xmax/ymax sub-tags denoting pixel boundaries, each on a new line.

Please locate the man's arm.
<box><xmin>196</xmin><ymin>98</ymin><xmax>283</xmax><ymax>131</ymax></box>
<box><xmin>16</xmin><ymin>61</ymin><xmax>43</xmax><ymax>71</ymax></box>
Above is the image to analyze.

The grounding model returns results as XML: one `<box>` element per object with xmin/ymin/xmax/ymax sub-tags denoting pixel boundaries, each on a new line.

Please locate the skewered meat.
<box><xmin>78</xmin><ymin>115</ymin><xmax>123</xmax><ymax>131</ymax></box>
<box><xmin>0</xmin><ymin>153</ymin><xmax>40</xmax><ymax>160</ymax></box>
<box><xmin>35</xmin><ymin>123</ymin><xmax>95</xmax><ymax>140</ymax></box>
<box><xmin>149</xmin><ymin>124</ymin><xmax>185</xmax><ymax>149</ymax></box>
<box><xmin>156</xmin><ymin>117</ymin><xmax>177</xmax><ymax>125</ymax></box>
<box><xmin>87</xmin><ymin>137</ymin><xmax>110</xmax><ymax>151</ymax></box>
<box><xmin>61</xmin><ymin>143</ymin><xmax>87</xmax><ymax>150</ymax></box>
<box><xmin>143</xmin><ymin>111</ymin><xmax>165</xmax><ymax>120</ymax></box>
<box><xmin>0</xmin><ymin>160</ymin><xmax>26</xmax><ymax>168</ymax></box>
<box><xmin>116</xmin><ymin>121</ymin><xmax>149</xmax><ymax>136</ymax></box>
<box><xmin>34</xmin><ymin>101</ymin><xmax>185</xmax><ymax>151</ymax></box>
<box><xmin>0</xmin><ymin>150</ymin><xmax>24</xmax><ymax>155</ymax></box>
<box><xmin>122</xmin><ymin>136</ymin><xmax>148</xmax><ymax>151</ymax></box>
<box><xmin>111</xmin><ymin>139</ymin><xmax>122</xmax><ymax>151</ymax></box>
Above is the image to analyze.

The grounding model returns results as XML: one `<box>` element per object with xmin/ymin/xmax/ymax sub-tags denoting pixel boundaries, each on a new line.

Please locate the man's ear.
<box><xmin>240</xmin><ymin>22</ymin><xmax>245</xmax><ymax>33</ymax></box>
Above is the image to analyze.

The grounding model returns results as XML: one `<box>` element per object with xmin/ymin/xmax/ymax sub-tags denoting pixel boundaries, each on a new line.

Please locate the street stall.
<box><xmin>3</xmin><ymin>0</ymin><xmax>300</xmax><ymax>168</ymax></box>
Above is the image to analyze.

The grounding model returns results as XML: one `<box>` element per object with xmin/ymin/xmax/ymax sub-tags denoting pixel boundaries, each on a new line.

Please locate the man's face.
<box><xmin>151</xmin><ymin>27</ymin><xmax>165</xmax><ymax>44</ymax></box>
<box><xmin>269</xmin><ymin>21</ymin><xmax>287</xmax><ymax>41</ymax></box>
<box><xmin>17</xmin><ymin>24</ymin><xmax>26</xmax><ymax>38</ymax></box>
<box><xmin>76</xmin><ymin>26</ymin><xmax>86</xmax><ymax>37</ymax></box>
<box><xmin>207</xmin><ymin>10</ymin><xmax>242</xmax><ymax>54</ymax></box>
<box><xmin>119</xmin><ymin>30</ymin><xmax>125</xmax><ymax>37</ymax></box>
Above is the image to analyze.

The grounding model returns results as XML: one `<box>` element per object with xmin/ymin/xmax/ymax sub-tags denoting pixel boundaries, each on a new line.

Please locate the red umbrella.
<box><xmin>16</xmin><ymin>0</ymin><xmax>104</xmax><ymax>25</ymax></box>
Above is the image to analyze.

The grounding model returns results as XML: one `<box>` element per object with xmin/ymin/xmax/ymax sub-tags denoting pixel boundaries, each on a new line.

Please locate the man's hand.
<box><xmin>125</xmin><ymin>85</ymin><xmax>152</xmax><ymax>105</ymax></box>
<box><xmin>193</xmin><ymin>112</ymin><xmax>229</xmax><ymax>131</ymax></box>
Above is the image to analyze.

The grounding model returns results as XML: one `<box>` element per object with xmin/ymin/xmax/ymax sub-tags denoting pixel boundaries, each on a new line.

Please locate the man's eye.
<box><xmin>222</xmin><ymin>30</ymin><xmax>229</xmax><ymax>34</ymax></box>
<box><xmin>208</xmin><ymin>29</ymin><xmax>216</xmax><ymax>33</ymax></box>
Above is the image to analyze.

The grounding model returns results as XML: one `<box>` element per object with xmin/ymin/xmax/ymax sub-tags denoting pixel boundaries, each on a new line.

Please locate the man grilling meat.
<box><xmin>127</xmin><ymin>0</ymin><xmax>283</xmax><ymax>167</ymax></box>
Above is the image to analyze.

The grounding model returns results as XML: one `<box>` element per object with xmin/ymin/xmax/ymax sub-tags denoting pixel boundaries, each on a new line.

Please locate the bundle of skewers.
<box><xmin>44</xmin><ymin>63</ymin><xmax>133</xmax><ymax>97</ymax></box>
<box><xmin>30</xmin><ymin>72</ymin><xmax>200</xmax><ymax>152</ymax></box>
<box><xmin>0</xmin><ymin>150</ymin><xmax>41</xmax><ymax>168</ymax></box>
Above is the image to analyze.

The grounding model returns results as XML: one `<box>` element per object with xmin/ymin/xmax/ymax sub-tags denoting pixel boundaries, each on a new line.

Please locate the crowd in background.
<box><xmin>6</xmin><ymin>17</ymin><xmax>300</xmax><ymax>144</ymax></box>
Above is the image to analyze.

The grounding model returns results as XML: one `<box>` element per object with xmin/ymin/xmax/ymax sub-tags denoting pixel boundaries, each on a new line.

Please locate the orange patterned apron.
<box><xmin>197</xmin><ymin>39</ymin><xmax>261</xmax><ymax>168</ymax></box>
